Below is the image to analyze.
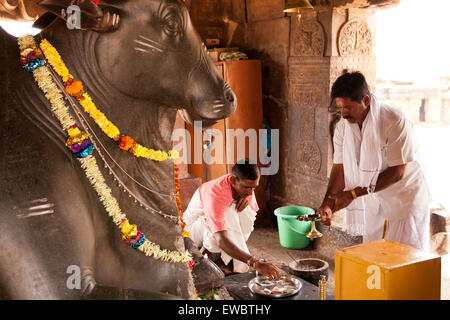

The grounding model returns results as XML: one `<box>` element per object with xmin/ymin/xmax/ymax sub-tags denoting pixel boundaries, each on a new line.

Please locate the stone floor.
<box><xmin>245</xmin><ymin>226</ymin><xmax>336</xmax><ymax>299</ymax></box>
<box><xmin>246</xmin><ymin>226</ymin><xmax>450</xmax><ymax>300</ymax></box>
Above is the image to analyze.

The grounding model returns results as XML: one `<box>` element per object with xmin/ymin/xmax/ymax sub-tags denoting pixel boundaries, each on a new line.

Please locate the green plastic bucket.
<box><xmin>274</xmin><ymin>206</ymin><xmax>315</xmax><ymax>249</ymax></box>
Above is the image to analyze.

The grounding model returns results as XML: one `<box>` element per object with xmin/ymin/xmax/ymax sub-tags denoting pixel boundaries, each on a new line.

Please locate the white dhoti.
<box><xmin>334</xmin><ymin>94</ymin><xmax>432</xmax><ymax>251</ymax></box>
<box><xmin>184</xmin><ymin>189</ymin><xmax>257</xmax><ymax>273</ymax></box>
<box><xmin>364</xmin><ymin>194</ymin><xmax>430</xmax><ymax>251</ymax></box>
<box><xmin>364</xmin><ymin>212</ymin><xmax>430</xmax><ymax>251</ymax></box>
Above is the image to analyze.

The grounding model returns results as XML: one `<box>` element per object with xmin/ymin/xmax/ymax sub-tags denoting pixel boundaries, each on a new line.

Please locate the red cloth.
<box><xmin>199</xmin><ymin>174</ymin><xmax>259</xmax><ymax>233</ymax></box>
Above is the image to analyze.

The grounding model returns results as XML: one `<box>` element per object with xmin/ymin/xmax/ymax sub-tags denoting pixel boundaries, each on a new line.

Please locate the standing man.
<box><xmin>184</xmin><ymin>159</ymin><xmax>282</xmax><ymax>279</ymax></box>
<box><xmin>318</xmin><ymin>72</ymin><xmax>431</xmax><ymax>251</ymax></box>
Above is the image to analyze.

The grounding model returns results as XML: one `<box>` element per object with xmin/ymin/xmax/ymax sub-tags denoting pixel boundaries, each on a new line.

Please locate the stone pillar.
<box><xmin>286</xmin><ymin>9</ymin><xmax>330</xmax><ymax>209</ymax></box>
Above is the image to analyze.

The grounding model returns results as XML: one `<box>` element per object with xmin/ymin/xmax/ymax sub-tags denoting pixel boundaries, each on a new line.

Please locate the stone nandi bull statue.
<box><xmin>0</xmin><ymin>0</ymin><xmax>236</xmax><ymax>299</ymax></box>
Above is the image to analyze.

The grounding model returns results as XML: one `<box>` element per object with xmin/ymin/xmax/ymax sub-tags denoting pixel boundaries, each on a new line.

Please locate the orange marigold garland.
<box><xmin>64</xmin><ymin>77</ymin><xmax>85</xmax><ymax>99</ymax></box>
<box><xmin>118</xmin><ymin>135</ymin><xmax>137</xmax><ymax>152</ymax></box>
<box><xmin>174</xmin><ymin>161</ymin><xmax>187</xmax><ymax>232</ymax></box>
<box><xmin>38</xmin><ymin>38</ymin><xmax>179</xmax><ymax>162</ymax></box>
<box><xmin>174</xmin><ymin>161</ymin><xmax>196</xmax><ymax>271</ymax></box>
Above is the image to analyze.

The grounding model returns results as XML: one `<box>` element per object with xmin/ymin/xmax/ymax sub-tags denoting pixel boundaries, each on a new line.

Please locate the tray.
<box><xmin>248</xmin><ymin>275</ymin><xmax>302</xmax><ymax>298</ymax></box>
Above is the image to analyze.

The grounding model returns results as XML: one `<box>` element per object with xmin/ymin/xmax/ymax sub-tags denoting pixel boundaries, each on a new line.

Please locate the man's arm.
<box><xmin>323</xmin><ymin>164</ymin><xmax>345</xmax><ymax>206</ymax></box>
<box><xmin>214</xmin><ymin>230</ymin><xmax>282</xmax><ymax>279</ymax></box>
<box><xmin>331</xmin><ymin>163</ymin><xmax>407</xmax><ymax>212</ymax></box>
<box><xmin>317</xmin><ymin>163</ymin><xmax>345</xmax><ymax>225</ymax></box>
<box><xmin>357</xmin><ymin>163</ymin><xmax>406</xmax><ymax>195</ymax></box>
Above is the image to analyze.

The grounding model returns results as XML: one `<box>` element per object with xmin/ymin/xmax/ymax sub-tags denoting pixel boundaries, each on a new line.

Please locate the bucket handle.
<box><xmin>280</xmin><ymin>217</ymin><xmax>308</xmax><ymax>236</ymax></box>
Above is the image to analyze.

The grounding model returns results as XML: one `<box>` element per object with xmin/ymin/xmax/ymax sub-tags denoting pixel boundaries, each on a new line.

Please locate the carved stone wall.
<box><xmin>332</xmin><ymin>9</ymin><xmax>377</xmax><ymax>82</ymax></box>
<box><xmin>338</xmin><ymin>19</ymin><xmax>373</xmax><ymax>56</ymax></box>
<box><xmin>292</xmin><ymin>15</ymin><xmax>325</xmax><ymax>57</ymax></box>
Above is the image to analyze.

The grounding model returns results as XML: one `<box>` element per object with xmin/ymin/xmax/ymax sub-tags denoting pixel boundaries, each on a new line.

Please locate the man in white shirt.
<box><xmin>318</xmin><ymin>72</ymin><xmax>431</xmax><ymax>251</ymax></box>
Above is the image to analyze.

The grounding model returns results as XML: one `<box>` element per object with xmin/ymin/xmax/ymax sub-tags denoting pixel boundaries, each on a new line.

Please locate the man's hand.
<box><xmin>328</xmin><ymin>190</ymin><xmax>354</xmax><ymax>212</ymax></box>
<box><xmin>317</xmin><ymin>204</ymin><xmax>333</xmax><ymax>226</ymax></box>
<box><xmin>235</xmin><ymin>197</ymin><xmax>249</xmax><ymax>213</ymax></box>
<box><xmin>254</xmin><ymin>260</ymin><xmax>282</xmax><ymax>280</ymax></box>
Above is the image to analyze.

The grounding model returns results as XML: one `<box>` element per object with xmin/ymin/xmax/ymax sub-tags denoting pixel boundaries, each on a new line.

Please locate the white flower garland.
<box><xmin>18</xmin><ymin>35</ymin><xmax>191</xmax><ymax>264</ymax></box>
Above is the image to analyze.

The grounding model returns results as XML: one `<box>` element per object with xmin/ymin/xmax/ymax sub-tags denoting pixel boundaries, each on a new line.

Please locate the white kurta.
<box><xmin>183</xmin><ymin>189</ymin><xmax>257</xmax><ymax>272</ymax></box>
<box><xmin>333</xmin><ymin>102</ymin><xmax>432</xmax><ymax>250</ymax></box>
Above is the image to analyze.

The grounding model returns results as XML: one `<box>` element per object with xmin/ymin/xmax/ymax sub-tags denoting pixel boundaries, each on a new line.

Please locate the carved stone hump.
<box><xmin>338</xmin><ymin>19</ymin><xmax>373</xmax><ymax>56</ymax></box>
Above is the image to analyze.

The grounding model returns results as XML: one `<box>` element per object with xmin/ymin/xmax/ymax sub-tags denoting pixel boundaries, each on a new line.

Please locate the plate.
<box><xmin>248</xmin><ymin>275</ymin><xmax>302</xmax><ymax>298</ymax></box>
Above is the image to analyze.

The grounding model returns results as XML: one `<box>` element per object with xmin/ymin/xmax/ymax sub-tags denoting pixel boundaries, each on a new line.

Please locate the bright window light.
<box><xmin>0</xmin><ymin>20</ymin><xmax>41</xmax><ymax>37</ymax></box>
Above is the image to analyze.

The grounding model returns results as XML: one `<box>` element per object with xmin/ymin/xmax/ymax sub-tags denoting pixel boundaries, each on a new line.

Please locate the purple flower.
<box><xmin>71</xmin><ymin>143</ymin><xmax>81</xmax><ymax>153</ymax></box>
<box><xmin>80</xmin><ymin>139</ymin><xmax>91</xmax><ymax>149</ymax></box>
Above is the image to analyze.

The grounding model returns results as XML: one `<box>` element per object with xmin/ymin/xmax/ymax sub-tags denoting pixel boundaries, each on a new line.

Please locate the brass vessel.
<box><xmin>318</xmin><ymin>274</ymin><xmax>327</xmax><ymax>300</ymax></box>
<box><xmin>306</xmin><ymin>220</ymin><xmax>323</xmax><ymax>239</ymax></box>
<box><xmin>296</xmin><ymin>213</ymin><xmax>323</xmax><ymax>239</ymax></box>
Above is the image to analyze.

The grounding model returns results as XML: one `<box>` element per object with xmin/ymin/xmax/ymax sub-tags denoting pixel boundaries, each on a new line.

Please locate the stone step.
<box><xmin>431</xmin><ymin>206</ymin><xmax>450</xmax><ymax>234</ymax></box>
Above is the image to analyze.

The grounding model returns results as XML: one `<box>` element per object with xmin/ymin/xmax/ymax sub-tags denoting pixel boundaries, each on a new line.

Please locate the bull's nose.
<box><xmin>223</xmin><ymin>82</ymin><xmax>237</xmax><ymax>112</ymax></box>
<box><xmin>225</xmin><ymin>88</ymin><xmax>235</xmax><ymax>104</ymax></box>
<box><xmin>187</xmin><ymin>75</ymin><xmax>237</xmax><ymax>121</ymax></box>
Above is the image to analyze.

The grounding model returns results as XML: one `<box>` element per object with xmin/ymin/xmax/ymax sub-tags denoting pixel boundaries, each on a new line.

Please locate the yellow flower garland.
<box><xmin>18</xmin><ymin>35</ymin><xmax>191</xmax><ymax>264</ymax></box>
<box><xmin>39</xmin><ymin>38</ymin><xmax>179</xmax><ymax>162</ymax></box>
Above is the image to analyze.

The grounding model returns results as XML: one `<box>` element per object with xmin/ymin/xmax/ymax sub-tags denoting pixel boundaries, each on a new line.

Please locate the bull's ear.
<box><xmin>35</xmin><ymin>0</ymin><xmax>73</xmax><ymax>20</ymax></box>
<box><xmin>32</xmin><ymin>11</ymin><xmax>59</xmax><ymax>30</ymax></box>
<box><xmin>37</xmin><ymin>0</ymin><xmax>103</xmax><ymax>18</ymax></box>
<box><xmin>35</xmin><ymin>0</ymin><xmax>120</xmax><ymax>32</ymax></box>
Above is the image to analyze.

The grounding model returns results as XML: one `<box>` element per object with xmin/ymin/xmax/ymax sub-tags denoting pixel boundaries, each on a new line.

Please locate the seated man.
<box><xmin>184</xmin><ymin>159</ymin><xmax>281</xmax><ymax>279</ymax></box>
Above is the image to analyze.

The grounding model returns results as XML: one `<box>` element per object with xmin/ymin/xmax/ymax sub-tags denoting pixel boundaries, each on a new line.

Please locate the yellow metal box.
<box><xmin>335</xmin><ymin>239</ymin><xmax>441</xmax><ymax>300</ymax></box>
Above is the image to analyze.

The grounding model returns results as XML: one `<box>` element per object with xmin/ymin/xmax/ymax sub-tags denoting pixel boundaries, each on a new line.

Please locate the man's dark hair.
<box><xmin>231</xmin><ymin>159</ymin><xmax>259</xmax><ymax>181</ymax></box>
<box><xmin>331</xmin><ymin>71</ymin><xmax>370</xmax><ymax>103</ymax></box>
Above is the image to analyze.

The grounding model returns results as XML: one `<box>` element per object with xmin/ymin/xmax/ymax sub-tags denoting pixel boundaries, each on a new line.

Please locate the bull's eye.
<box><xmin>161</xmin><ymin>7</ymin><xmax>183</xmax><ymax>36</ymax></box>
<box><xmin>165</xmin><ymin>16</ymin><xmax>179</xmax><ymax>32</ymax></box>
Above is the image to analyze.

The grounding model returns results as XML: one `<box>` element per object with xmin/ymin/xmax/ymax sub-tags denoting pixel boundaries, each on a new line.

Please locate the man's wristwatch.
<box><xmin>350</xmin><ymin>189</ymin><xmax>358</xmax><ymax>200</ymax></box>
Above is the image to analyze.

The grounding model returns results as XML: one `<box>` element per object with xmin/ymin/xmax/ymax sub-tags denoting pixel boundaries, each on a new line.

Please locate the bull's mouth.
<box><xmin>180</xmin><ymin>80</ymin><xmax>237</xmax><ymax>127</ymax></box>
<box><xmin>180</xmin><ymin>94</ymin><xmax>236</xmax><ymax>127</ymax></box>
<box><xmin>178</xmin><ymin>108</ymin><xmax>218</xmax><ymax>128</ymax></box>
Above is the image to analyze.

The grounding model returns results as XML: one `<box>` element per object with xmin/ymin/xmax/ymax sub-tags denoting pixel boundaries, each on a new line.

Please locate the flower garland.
<box><xmin>38</xmin><ymin>39</ymin><xmax>179</xmax><ymax>162</ymax></box>
<box><xmin>174</xmin><ymin>162</ymin><xmax>188</xmax><ymax>234</ymax></box>
<box><xmin>18</xmin><ymin>35</ymin><xmax>191</xmax><ymax>264</ymax></box>
<box><xmin>174</xmin><ymin>160</ymin><xmax>195</xmax><ymax>269</ymax></box>
<box><xmin>37</xmin><ymin>37</ymin><xmax>189</xmax><ymax>235</ymax></box>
